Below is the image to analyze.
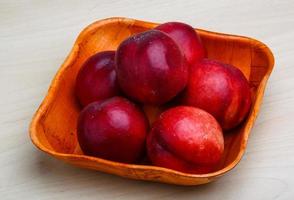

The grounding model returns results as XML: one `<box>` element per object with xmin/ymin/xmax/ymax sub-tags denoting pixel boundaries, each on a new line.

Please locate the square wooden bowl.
<box><xmin>29</xmin><ymin>17</ymin><xmax>274</xmax><ymax>185</ymax></box>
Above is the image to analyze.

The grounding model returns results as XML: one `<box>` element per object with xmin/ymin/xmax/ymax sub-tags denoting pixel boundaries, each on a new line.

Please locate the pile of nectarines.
<box><xmin>75</xmin><ymin>22</ymin><xmax>251</xmax><ymax>174</ymax></box>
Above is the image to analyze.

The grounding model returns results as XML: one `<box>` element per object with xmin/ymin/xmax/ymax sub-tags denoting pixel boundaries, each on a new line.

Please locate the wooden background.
<box><xmin>1</xmin><ymin>0</ymin><xmax>294</xmax><ymax>199</ymax></box>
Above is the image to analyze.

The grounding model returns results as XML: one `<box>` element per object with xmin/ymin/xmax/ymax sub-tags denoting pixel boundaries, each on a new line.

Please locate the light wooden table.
<box><xmin>1</xmin><ymin>0</ymin><xmax>294</xmax><ymax>199</ymax></box>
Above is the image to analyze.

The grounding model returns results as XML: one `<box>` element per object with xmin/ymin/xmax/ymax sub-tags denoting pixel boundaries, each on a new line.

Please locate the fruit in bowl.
<box><xmin>77</xmin><ymin>97</ymin><xmax>148</xmax><ymax>163</ymax></box>
<box><xmin>30</xmin><ymin>18</ymin><xmax>274</xmax><ymax>185</ymax></box>
<box><xmin>182</xmin><ymin>59</ymin><xmax>252</xmax><ymax>130</ymax></box>
<box><xmin>115</xmin><ymin>29</ymin><xmax>188</xmax><ymax>105</ymax></box>
<box><xmin>147</xmin><ymin>106</ymin><xmax>224</xmax><ymax>173</ymax></box>
<box><xmin>155</xmin><ymin>22</ymin><xmax>206</xmax><ymax>66</ymax></box>
<box><xmin>76</xmin><ymin>21</ymin><xmax>250</xmax><ymax>168</ymax></box>
<box><xmin>75</xmin><ymin>51</ymin><xmax>119</xmax><ymax>107</ymax></box>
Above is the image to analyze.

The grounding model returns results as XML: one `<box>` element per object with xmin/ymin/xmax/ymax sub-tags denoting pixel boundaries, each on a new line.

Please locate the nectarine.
<box><xmin>155</xmin><ymin>22</ymin><xmax>205</xmax><ymax>66</ymax></box>
<box><xmin>77</xmin><ymin>97</ymin><xmax>148</xmax><ymax>163</ymax></box>
<box><xmin>183</xmin><ymin>59</ymin><xmax>252</xmax><ymax>130</ymax></box>
<box><xmin>115</xmin><ymin>30</ymin><xmax>188</xmax><ymax>105</ymax></box>
<box><xmin>147</xmin><ymin>106</ymin><xmax>224</xmax><ymax>173</ymax></box>
<box><xmin>75</xmin><ymin>51</ymin><xmax>119</xmax><ymax>107</ymax></box>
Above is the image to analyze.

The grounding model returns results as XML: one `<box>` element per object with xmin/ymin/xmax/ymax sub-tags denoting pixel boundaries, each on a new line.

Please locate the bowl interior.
<box><xmin>31</xmin><ymin>18</ymin><xmax>273</xmax><ymax>178</ymax></box>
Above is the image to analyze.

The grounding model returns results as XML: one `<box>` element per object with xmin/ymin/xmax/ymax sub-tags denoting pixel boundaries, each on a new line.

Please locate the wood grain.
<box><xmin>29</xmin><ymin>17</ymin><xmax>274</xmax><ymax>185</ymax></box>
<box><xmin>1</xmin><ymin>0</ymin><xmax>294</xmax><ymax>199</ymax></box>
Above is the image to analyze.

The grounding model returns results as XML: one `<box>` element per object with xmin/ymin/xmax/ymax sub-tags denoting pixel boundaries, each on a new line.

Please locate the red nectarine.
<box><xmin>115</xmin><ymin>30</ymin><xmax>188</xmax><ymax>105</ymax></box>
<box><xmin>183</xmin><ymin>59</ymin><xmax>252</xmax><ymax>130</ymax></box>
<box><xmin>155</xmin><ymin>22</ymin><xmax>206</xmax><ymax>66</ymax></box>
<box><xmin>77</xmin><ymin>97</ymin><xmax>148</xmax><ymax>163</ymax></box>
<box><xmin>147</xmin><ymin>106</ymin><xmax>224</xmax><ymax>174</ymax></box>
<box><xmin>75</xmin><ymin>51</ymin><xmax>119</xmax><ymax>107</ymax></box>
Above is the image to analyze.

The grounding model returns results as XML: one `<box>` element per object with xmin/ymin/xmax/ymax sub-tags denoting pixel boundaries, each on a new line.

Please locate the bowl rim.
<box><xmin>29</xmin><ymin>17</ymin><xmax>275</xmax><ymax>179</ymax></box>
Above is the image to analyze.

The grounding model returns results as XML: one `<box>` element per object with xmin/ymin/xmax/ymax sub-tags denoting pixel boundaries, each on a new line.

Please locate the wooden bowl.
<box><xmin>29</xmin><ymin>17</ymin><xmax>274</xmax><ymax>185</ymax></box>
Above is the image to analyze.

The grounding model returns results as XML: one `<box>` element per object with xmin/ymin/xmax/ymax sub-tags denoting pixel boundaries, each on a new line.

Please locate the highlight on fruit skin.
<box><xmin>115</xmin><ymin>29</ymin><xmax>188</xmax><ymax>105</ymax></box>
<box><xmin>147</xmin><ymin>106</ymin><xmax>224</xmax><ymax>174</ymax></box>
<box><xmin>77</xmin><ymin>97</ymin><xmax>149</xmax><ymax>163</ymax></box>
<box><xmin>75</xmin><ymin>51</ymin><xmax>119</xmax><ymax>107</ymax></box>
<box><xmin>182</xmin><ymin>58</ymin><xmax>252</xmax><ymax>130</ymax></box>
